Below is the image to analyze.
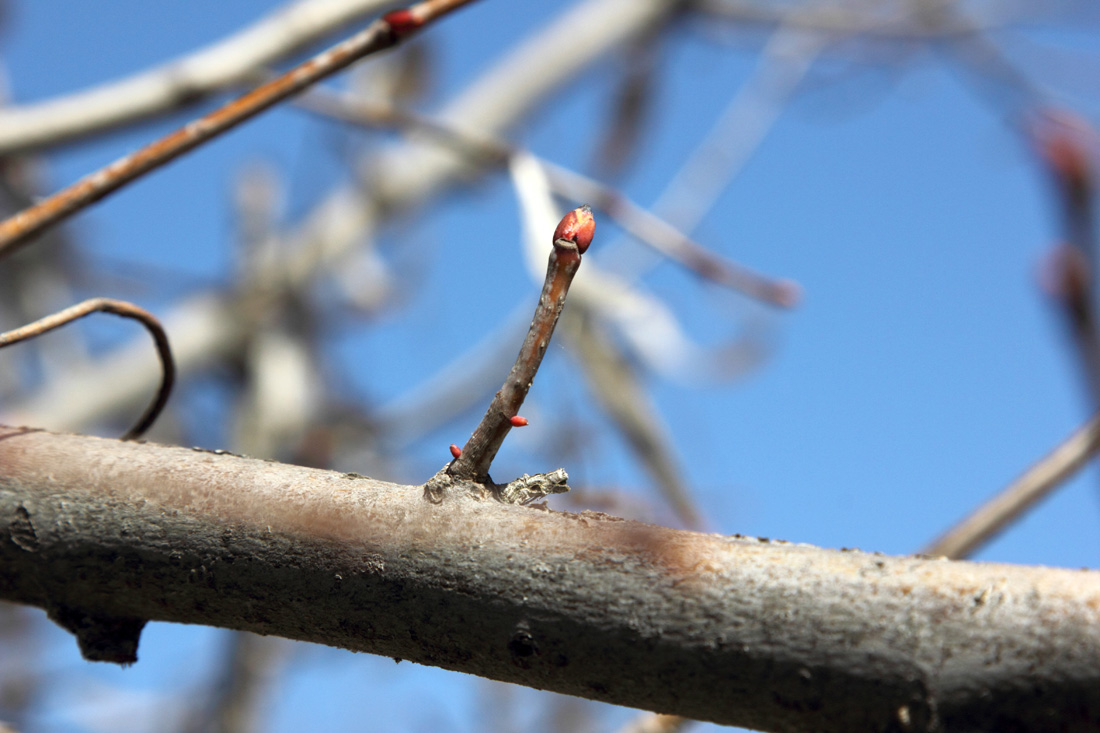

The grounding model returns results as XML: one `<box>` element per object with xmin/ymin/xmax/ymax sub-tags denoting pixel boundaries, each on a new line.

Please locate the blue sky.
<box><xmin>3</xmin><ymin>1</ymin><xmax>1099</xmax><ymax>731</ymax></box>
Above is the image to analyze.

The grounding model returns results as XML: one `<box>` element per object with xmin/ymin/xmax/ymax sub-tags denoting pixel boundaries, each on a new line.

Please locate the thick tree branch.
<box><xmin>1</xmin><ymin>426</ymin><xmax>1098</xmax><ymax>732</ymax></box>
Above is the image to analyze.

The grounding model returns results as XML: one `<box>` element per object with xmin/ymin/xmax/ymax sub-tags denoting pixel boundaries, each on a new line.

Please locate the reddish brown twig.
<box><xmin>0</xmin><ymin>0</ymin><xmax>476</xmax><ymax>260</ymax></box>
<box><xmin>0</xmin><ymin>298</ymin><xmax>174</xmax><ymax>440</ymax></box>
<box><xmin>446</xmin><ymin>205</ymin><xmax>595</xmax><ymax>485</ymax></box>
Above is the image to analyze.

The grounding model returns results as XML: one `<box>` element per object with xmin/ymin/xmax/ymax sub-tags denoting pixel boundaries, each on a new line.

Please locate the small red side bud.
<box><xmin>553</xmin><ymin>204</ymin><xmax>596</xmax><ymax>254</ymax></box>
<box><xmin>449</xmin><ymin>443</ymin><xmax>462</xmax><ymax>459</ymax></box>
<box><xmin>509</xmin><ymin>415</ymin><xmax>529</xmax><ymax>427</ymax></box>
<box><xmin>382</xmin><ymin>9</ymin><xmax>424</xmax><ymax>39</ymax></box>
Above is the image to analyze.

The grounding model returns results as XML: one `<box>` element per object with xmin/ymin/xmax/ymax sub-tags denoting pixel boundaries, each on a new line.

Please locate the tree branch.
<box><xmin>0</xmin><ymin>0</ymin><xmax>475</xmax><ymax>259</ymax></box>
<box><xmin>1</xmin><ymin>426</ymin><xmax>1098</xmax><ymax>731</ymax></box>
<box><xmin>923</xmin><ymin>409</ymin><xmax>1100</xmax><ymax>559</ymax></box>
<box><xmin>0</xmin><ymin>0</ymin><xmax>395</xmax><ymax>155</ymax></box>
<box><xmin>0</xmin><ymin>0</ymin><xmax>679</xmax><ymax>435</ymax></box>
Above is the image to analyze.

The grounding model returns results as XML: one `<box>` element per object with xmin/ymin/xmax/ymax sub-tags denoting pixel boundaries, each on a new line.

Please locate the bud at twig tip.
<box><xmin>553</xmin><ymin>204</ymin><xmax>596</xmax><ymax>254</ymax></box>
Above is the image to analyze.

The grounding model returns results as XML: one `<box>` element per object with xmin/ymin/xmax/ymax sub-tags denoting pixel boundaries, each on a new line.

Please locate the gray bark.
<box><xmin>1</xmin><ymin>425</ymin><xmax>1098</xmax><ymax>732</ymax></box>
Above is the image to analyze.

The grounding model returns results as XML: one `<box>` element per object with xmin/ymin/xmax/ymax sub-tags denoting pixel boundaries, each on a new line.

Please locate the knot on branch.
<box><xmin>48</xmin><ymin>605</ymin><xmax>147</xmax><ymax>665</ymax></box>
<box><xmin>421</xmin><ymin>465</ymin><xmax>569</xmax><ymax>506</ymax></box>
<box><xmin>495</xmin><ymin>468</ymin><xmax>569</xmax><ymax>505</ymax></box>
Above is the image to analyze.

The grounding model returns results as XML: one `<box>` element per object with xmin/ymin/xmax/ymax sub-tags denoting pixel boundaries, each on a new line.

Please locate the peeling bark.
<box><xmin>1</xmin><ymin>425</ymin><xmax>1099</xmax><ymax>731</ymax></box>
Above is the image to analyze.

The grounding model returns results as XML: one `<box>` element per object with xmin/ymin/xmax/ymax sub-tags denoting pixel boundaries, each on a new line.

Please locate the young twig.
<box><xmin>0</xmin><ymin>298</ymin><xmax>174</xmax><ymax>440</ymax></box>
<box><xmin>922</xmin><ymin>409</ymin><xmax>1100</xmax><ymax>559</ymax></box>
<box><xmin>0</xmin><ymin>0</ymin><xmax>476</xmax><ymax>260</ymax></box>
<box><xmin>434</xmin><ymin>205</ymin><xmax>595</xmax><ymax>493</ymax></box>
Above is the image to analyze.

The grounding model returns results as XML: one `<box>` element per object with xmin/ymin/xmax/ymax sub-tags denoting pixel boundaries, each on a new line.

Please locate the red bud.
<box><xmin>553</xmin><ymin>204</ymin><xmax>596</xmax><ymax>254</ymax></box>
<box><xmin>449</xmin><ymin>443</ymin><xmax>462</xmax><ymax>459</ymax></box>
<box><xmin>509</xmin><ymin>415</ymin><xmax>529</xmax><ymax>427</ymax></box>
<box><xmin>383</xmin><ymin>9</ymin><xmax>424</xmax><ymax>39</ymax></box>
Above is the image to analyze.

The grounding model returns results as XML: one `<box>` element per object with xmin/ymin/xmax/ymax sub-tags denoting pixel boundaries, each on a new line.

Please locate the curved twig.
<box><xmin>0</xmin><ymin>0</ymin><xmax>476</xmax><ymax>260</ymax></box>
<box><xmin>0</xmin><ymin>298</ymin><xmax>174</xmax><ymax>440</ymax></box>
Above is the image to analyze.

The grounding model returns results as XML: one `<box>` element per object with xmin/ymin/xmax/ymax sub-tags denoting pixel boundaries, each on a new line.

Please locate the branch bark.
<box><xmin>1</xmin><ymin>426</ymin><xmax>1098</xmax><ymax>732</ymax></box>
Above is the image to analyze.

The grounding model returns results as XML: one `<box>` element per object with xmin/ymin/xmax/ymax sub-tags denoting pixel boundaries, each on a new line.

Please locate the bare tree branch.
<box><xmin>296</xmin><ymin>89</ymin><xmax>800</xmax><ymax>307</ymax></box>
<box><xmin>1</xmin><ymin>426</ymin><xmax>1099</xmax><ymax>732</ymax></box>
<box><xmin>0</xmin><ymin>0</ymin><xmax>476</xmax><ymax>259</ymax></box>
<box><xmin>923</xmin><ymin>409</ymin><xmax>1100</xmax><ymax>560</ymax></box>
<box><xmin>0</xmin><ymin>0</ymin><xmax>682</xmax><ymax>436</ymax></box>
<box><xmin>0</xmin><ymin>0</ymin><xmax>395</xmax><ymax>155</ymax></box>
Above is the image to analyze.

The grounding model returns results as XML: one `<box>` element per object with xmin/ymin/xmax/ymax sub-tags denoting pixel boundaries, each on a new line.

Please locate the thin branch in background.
<box><xmin>922</xmin><ymin>410</ymin><xmax>1100</xmax><ymax>560</ymax></box>
<box><xmin>1033</xmin><ymin>112</ymin><xmax>1100</xmax><ymax>449</ymax></box>
<box><xmin>296</xmin><ymin>90</ymin><xmax>800</xmax><ymax>308</ymax></box>
<box><xmin>1033</xmin><ymin>110</ymin><xmax>1097</xmax><ymax>256</ymax></box>
<box><xmin>591</xmin><ymin>33</ymin><xmax>660</xmax><ymax>180</ymax></box>
<box><xmin>543</xmin><ymin>163</ymin><xmax>801</xmax><ymax>307</ymax></box>
<box><xmin>279</xmin><ymin>0</ymin><xmax>680</xmax><ymax>288</ymax></box>
<box><xmin>0</xmin><ymin>0</ymin><xmax>678</xmax><ymax>438</ymax></box>
<box><xmin>922</xmin><ymin>108</ymin><xmax>1100</xmax><ymax>563</ymax></box>
<box><xmin>1041</xmin><ymin>242</ymin><xmax>1100</xmax><ymax>405</ymax></box>
<box><xmin>0</xmin><ymin>0</ymin><xmax>399</xmax><ymax>156</ymax></box>
<box><xmin>0</xmin><ymin>0</ymin><xmax>477</xmax><ymax>260</ymax></box>
<box><xmin>0</xmin><ymin>159</ymin><xmax>94</xmax><ymax>398</ymax></box>
<box><xmin>435</xmin><ymin>206</ymin><xmax>595</xmax><ymax>492</ymax></box>
<box><xmin>0</xmin><ymin>298</ymin><xmax>174</xmax><ymax>440</ymax></box>
<box><xmin>694</xmin><ymin>0</ymin><xmax>1021</xmax><ymax>39</ymax></box>
<box><xmin>643</xmin><ymin>24</ymin><xmax>827</xmax><ymax>241</ymax></box>
<box><xmin>564</xmin><ymin>310</ymin><xmax>703</xmax><ymax>530</ymax></box>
